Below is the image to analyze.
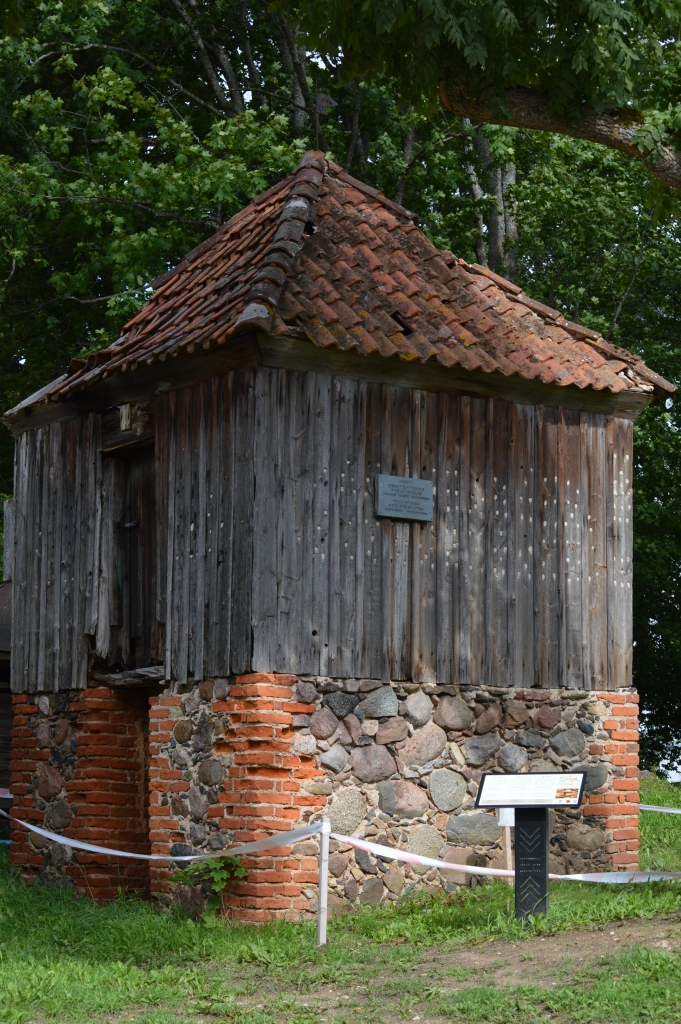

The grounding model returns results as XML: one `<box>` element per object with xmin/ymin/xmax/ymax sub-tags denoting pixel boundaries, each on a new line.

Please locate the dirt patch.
<box><xmin>424</xmin><ymin>913</ymin><xmax>681</xmax><ymax>989</ymax></box>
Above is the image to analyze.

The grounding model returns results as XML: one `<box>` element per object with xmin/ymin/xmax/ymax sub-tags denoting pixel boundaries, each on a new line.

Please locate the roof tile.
<box><xmin>42</xmin><ymin>152</ymin><xmax>674</xmax><ymax>406</ymax></box>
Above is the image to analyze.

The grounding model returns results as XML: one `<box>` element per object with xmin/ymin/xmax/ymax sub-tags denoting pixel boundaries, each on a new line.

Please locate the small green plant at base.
<box><xmin>171</xmin><ymin>855</ymin><xmax>247</xmax><ymax>923</ymax></box>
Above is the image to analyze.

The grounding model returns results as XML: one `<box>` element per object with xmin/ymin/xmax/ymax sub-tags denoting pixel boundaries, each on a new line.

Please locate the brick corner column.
<box><xmin>588</xmin><ymin>689</ymin><xmax>640</xmax><ymax>871</ymax></box>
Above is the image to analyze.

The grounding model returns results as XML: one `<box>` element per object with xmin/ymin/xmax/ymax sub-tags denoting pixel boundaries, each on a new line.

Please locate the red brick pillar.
<box><xmin>148</xmin><ymin>673</ymin><xmax>327</xmax><ymax>921</ymax></box>
<box><xmin>585</xmin><ymin>691</ymin><xmax>640</xmax><ymax>869</ymax></box>
<box><xmin>9</xmin><ymin>686</ymin><xmax>150</xmax><ymax>898</ymax></box>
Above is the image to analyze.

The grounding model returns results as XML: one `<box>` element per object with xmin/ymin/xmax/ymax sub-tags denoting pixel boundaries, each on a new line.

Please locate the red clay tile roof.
<box><xmin>46</xmin><ymin>151</ymin><xmax>675</xmax><ymax>404</ymax></box>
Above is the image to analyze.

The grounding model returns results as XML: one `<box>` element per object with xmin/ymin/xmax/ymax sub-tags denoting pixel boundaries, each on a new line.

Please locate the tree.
<box><xmin>296</xmin><ymin>0</ymin><xmax>681</xmax><ymax>192</ymax></box>
<box><xmin>2</xmin><ymin>1</ymin><xmax>681</xmax><ymax>767</ymax></box>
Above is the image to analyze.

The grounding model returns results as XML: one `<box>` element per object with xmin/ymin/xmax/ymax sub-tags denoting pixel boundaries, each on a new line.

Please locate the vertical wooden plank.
<box><xmin>512</xmin><ymin>404</ymin><xmax>536</xmax><ymax>687</ymax></box>
<box><xmin>64</xmin><ymin>419</ymin><xmax>83</xmax><ymax>689</ymax></box>
<box><xmin>467</xmin><ymin>398</ymin><xmax>487</xmax><ymax>687</ymax></box>
<box><xmin>585</xmin><ymin>413</ymin><xmax>608</xmax><ymax>689</ymax></box>
<box><xmin>458</xmin><ymin>397</ymin><xmax>471</xmax><ymax>689</ymax></box>
<box><xmin>337</xmin><ymin>377</ymin><xmax>360</xmax><ymax>679</ymax></box>
<box><xmin>275</xmin><ymin>371</ymin><xmax>306</xmax><ymax>674</ymax></box>
<box><xmin>203</xmin><ymin>376</ymin><xmax>221</xmax><ymax>678</ymax></box>
<box><xmin>489</xmin><ymin>399</ymin><xmax>510</xmax><ymax>686</ymax></box>
<box><xmin>327</xmin><ymin>375</ymin><xmax>342</xmax><ymax>678</ymax></box>
<box><xmin>3</xmin><ymin>498</ymin><xmax>13</xmax><ymax>582</ymax></box>
<box><xmin>154</xmin><ymin>396</ymin><xmax>169</xmax><ymax>651</ymax></box>
<box><xmin>435</xmin><ymin>394</ymin><xmax>453</xmax><ymax>687</ymax></box>
<box><xmin>409</xmin><ymin>389</ymin><xmax>421</xmax><ymax>683</ymax></box>
<box><xmin>415</xmin><ymin>391</ymin><xmax>438</xmax><ymax>683</ymax></box>
<box><xmin>12</xmin><ymin>432</ymin><xmax>31</xmax><ymax>691</ymax></box>
<box><xmin>191</xmin><ymin>381</ymin><xmax>208</xmax><ymax>682</ymax></box>
<box><xmin>251</xmin><ymin>369</ymin><xmax>279</xmax><ymax>673</ymax></box>
<box><xmin>173</xmin><ymin>387</ymin><xmax>192</xmax><ymax>685</ymax></box>
<box><xmin>230</xmin><ymin>370</ymin><xmax>255</xmax><ymax>674</ymax></box>
<box><xmin>83</xmin><ymin>414</ymin><xmax>102</xmax><ymax>641</ymax></box>
<box><xmin>214</xmin><ymin>375</ymin><xmax>234</xmax><ymax>677</ymax></box>
<box><xmin>388</xmin><ymin>386</ymin><xmax>412</xmax><ymax>681</ymax></box>
<box><xmin>536</xmin><ymin>407</ymin><xmax>562</xmax><ymax>688</ymax></box>
<box><xmin>361</xmin><ymin>382</ymin><xmax>382</xmax><ymax>680</ymax></box>
<box><xmin>163</xmin><ymin>392</ymin><xmax>177</xmax><ymax>679</ymax></box>
<box><xmin>304</xmin><ymin>373</ymin><xmax>331</xmax><ymax>676</ymax></box>
<box><xmin>607</xmin><ymin>417</ymin><xmax>633</xmax><ymax>689</ymax></box>
<box><xmin>561</xmin><ymin>409</ymin><xmax>584</xmax><ymax>688</ymax></box>
<box><xmin>352</xmin><ymin>381</ymin><xmax>367</xmax><ymax>679</ymax></box>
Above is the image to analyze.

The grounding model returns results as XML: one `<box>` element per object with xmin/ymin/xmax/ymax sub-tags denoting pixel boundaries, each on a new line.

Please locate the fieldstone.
<box><xmin>328</xmin><ymin>853</ymin><xmax>348</xmax><ymax>877</ymax></box>
<box><xmin>198</xmin><ymin>679</ymin><xmax>214</xmax><ymax>701</ymax></box>
<box><xmin>191</xmin><ymin>712</ymin><xmax>213</xmax><ymax>753</ymax></box>
<box><xmin>38</xmin><ymin>765</ymin><xmax>63</xmax><ymax>800</ymax></box>
<box><xmin>356</xmin><ymin>686</ymin><xmax>399</xmax><ymax>720</ymax></box>
<box><xmin>188</xmin><ymin>786</ymin><xmax>209</xmax><ymax>822</ymax></box>
<box><xmin>209</xmin><ymin>834</ymin><xmax>227</xmax><ymax>850</ymax></box>
<box><xmin>515</xmin><ymin>730</ymin><xmax>544</xmax><ymax>749</ymax></box>
<box><xmin>178</xmin><ymin>886</ymin><xmax>206</xmax><ymax>921</ymax></box>
<box><xmin>355</xmin><ymin>848</ymin><xmax>378</xmax><ymax>874</ymax></box>
<box><xmin>190</xmin><ymin>822</ymin><xmax>207</xmax><ymax>844</ymax></box>
<box><xmin>504</xmin><ymin>700</ymin><xmax>529</xmax><ymax>727</ymax></box>
<box><xmin>54</xmin><ymin>719</ymin><xmax>70</xmax><ymax>746</ymax></box>
<box><xmin>404</xmin><ymin>690</ymin><xmax>434</xmax><ymax>727</ymax></box>
<box><xmin>36</xmin><ymin>722</ymin><xmax>50</xmax><ymax>748</ymax></box>
<box><xmin>566</xmin><ymin>823</ymin><xmax>604</xmax><ymax>852</ymax></box>
<box><xmin>173</xmin><ymin>719</ymin><xmax>193</xmax><ymax>744</ymax></box>
<box><xmin>37</xmin><ymin>695</ymin><xmax>50</xmax><ymax>716</ymax></box>
<box><xmin>550</xmin><ymin>728</ymin><xmax>586</xmax><ymax>759</ymax></box>
<box><xmin>310</xmin><ymin>707</ymin><xmax>340</xmax><ymax>740</ymax></box>
<box><xmin>170</xmin><ymin>842</ymin><xmax>193</xmax><ymax>864</ymax></box>
<box><xmin>439</xmin><ymin>845</ymin><xmax>477</xmax><ymax>886</ymax></box>
<box><xmin>47</xmin><ymin>799</ymin><xmax>72</xmax><ymax>831</ymax></box>
<box><xmin>344</xmin><ymin>713</ymin><xmax>362</xmax><ymax>744</ymax></box>
<box><xmin>383</xmin><ymin>865</ymin><xmax>405</xmax><ymax>895</ymax></box>
<box><xmin>50</xmin><ymin>842</ymin><xmax>72</xmax><ymax>867</ymax></box>
<box><xmin>296</xmin><ymin>681</ymin><xmax>318</xmax><ymax>705</ymax></box>
<box><xmin>446</xmin><ymin>811</ymin><xmax>501</xmax><ymax>845</ymax></box>
<box><xmin>407</xmin><ymin>825</ymin><xmax>444</xmax><ymax>875</ymax></box>
<box><xmin>400</xmin><ymin>721</ymin><xmax>447</xmax><ymax>766</ymax></box>
<box><xmin>213</xmin><ymin>678</ymin><xmax>230</xmax><ymax>700</ymax></box>
<box><xmin>335</xmin><ymin>719</ymin><xmax>353</xmax><ymax>746</ymax></box>
<box><xmin>475</xmin><ymin>703</ymin><xmax>503</xmax><ymax>734</ymax></box>
<box><xmin>344</xmin><ymin>878</ymin><xmax>359</xmax><ymax>899</ymax></box>
<box><xmin>305</xmin><ymin>780</ymin><xmax>333</xmax><ymax>796</ymax></box>
<box><xmin>293</xmin><ymin>733</ymin><xmax>318</xmax><ymax>756</ymax></box>
<box><xmin>350</xmin><ymin>744</ymin><xmax>396</xmax><ymax>782</ymax></box>
<box><xmin>534</xmin><ymin>705</ymin><xmax>562</xmax><ymax>731</ymax></box>
<box><xmin>464</xmin><ymin>734</ymin><xmax>502</xmax><ymax>766</ymax></box>
<box><xmin>198</xmin><ymin>759</ymin><xmax>224</xmax><ymax>786</ymax></box>
<box><xmin>171</xmin><ymin>795</ymin><xmax>188</xmax><ymax>817</ymax></box>
<box><xmin>377</xmin><ymin>779</ymin><xmax>428</xmax><ymax>819</ymax></box>
<box><xmin>29</xmin><ymin>832</ymin><xmax>48</xmax><ymax>851</ymax></box>
<box><xmin>429</xmin><ymin>769</ymin><xmax>466</xmax><ymax>812</ymax></box>
<box><xmin>360</xmin><ymin>877</ymin><xmax>384</xmax><ymax>904</ymax></box>
<box><xmin>320</xmin><ymin>743</ymin><xmax>349</xmax><ymax>774</ymax></box>
<box><xmin>327</xmin><ymin>787</ymin><xmax>366</xmax><ymax>834</ymax></box>
<box><xmin>324</xmin><ymin>692</ymin><xmax>360</xmax><ymax>719</ymax></box>
<box><xmin>580</xmin><ymin>763</ymin><xmax>609</xmax><ymax>793</ymax></box>
<box><xmin>361</xmin><ymin>719</ymin><xmax>379</xmax><ymax>736</ymax></box>
<box><xmin>433</xmin><ymin>696</ymin><xmax>474</xmax><ymax>732</ymax></box>
<box><xmin>529</xmin><ymin>759</ymin><xmax>556</xmax><ymax>773</ymax></box>
<box><xmin>376</xmin><ymin>717</ymin><xmax>409</xmax><ymax>745</ymax></box>
<box><xmin>182</xmin><ymin>689</ymin><xmax>201</xmax><ymax>715</ymax></box>
<box><xmin>577</xmin><ymin>719</ymin><xmax>594</xmax><ymax>735</ymax></box>
<box><xmin>498</xmin><ymin>742</ymin><xmax>528</xmax><ymax>772</ymax></box>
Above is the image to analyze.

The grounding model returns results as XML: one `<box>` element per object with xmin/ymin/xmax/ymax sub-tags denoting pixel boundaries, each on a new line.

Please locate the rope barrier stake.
<box><xmin>317</xmin><ymin>817</ymin><xmax>331</xmax><ymax>946</ymax></box>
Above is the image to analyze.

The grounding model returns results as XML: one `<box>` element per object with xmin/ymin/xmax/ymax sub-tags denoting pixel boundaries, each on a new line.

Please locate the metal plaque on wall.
<box><xmin>376</xmin><ymin>475</ymin><xmax>433</xmax><ymax>522</ymax></box>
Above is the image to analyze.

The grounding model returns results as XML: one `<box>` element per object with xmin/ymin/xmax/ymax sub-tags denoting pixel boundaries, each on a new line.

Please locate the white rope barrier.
<box><xmin>640</xmin><ymin>804</ymin><xmax>681</xmax><ymax>814</ymax></box>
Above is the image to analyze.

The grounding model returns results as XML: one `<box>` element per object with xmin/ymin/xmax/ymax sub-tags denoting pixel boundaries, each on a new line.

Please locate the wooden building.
<box><xmin>3</xmin><ymin>152</ymin><xmax>674</xmax><ymax>916</ymax></box>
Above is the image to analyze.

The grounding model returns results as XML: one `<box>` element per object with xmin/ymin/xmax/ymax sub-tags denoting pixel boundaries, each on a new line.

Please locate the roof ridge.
<box><xmin>231</xmin><ymin>150</ymin><xmax>327</xmax><ymax>335</ymax></box>
<box><xmin>326</xmin><ymin>159</ymin><xmax>418</xmax><ymax>224</ymax></box>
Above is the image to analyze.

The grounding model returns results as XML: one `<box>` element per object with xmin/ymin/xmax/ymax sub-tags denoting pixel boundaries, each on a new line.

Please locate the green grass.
<box><xmin>640</xmin><ymin>776</ymin><xmax>681</xmax><ymax>871</ymax></box>
<box><xmin>2</xmin><ymin>787</ymin><xmax>681</xmax><ymax>1023</ymax></box>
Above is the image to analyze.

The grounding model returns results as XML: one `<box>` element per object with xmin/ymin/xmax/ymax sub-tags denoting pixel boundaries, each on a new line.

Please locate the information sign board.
<box><xmin>376</xmin><ymin>475</ymin><xmax>433</xmax><ymax>522</ymax></box>
<box><xmin>475</xmin><ymin>771</ymin><xmax>586</xmax><ymax>809</ymax></box>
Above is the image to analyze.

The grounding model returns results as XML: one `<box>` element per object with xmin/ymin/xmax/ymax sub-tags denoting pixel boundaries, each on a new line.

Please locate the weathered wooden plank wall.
<box><xmin>156</xmin><ymin>367</ymin><xmax>633</xmax><ymax>690</ymax></box>
<box><xmin>11</xmin><ymin>416</ymin><xmax>159</xmax><ymax>691</ymax></box>
<box><xmin>12</xmin><ymin>417</ymin><xmax>101</xmax><ymax>692</ymax></box>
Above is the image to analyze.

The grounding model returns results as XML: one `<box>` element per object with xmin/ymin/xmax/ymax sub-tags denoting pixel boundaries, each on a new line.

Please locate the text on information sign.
<box><xmin>376</xmin><ymin>475</ymin><xmax>433</xmax><ymax>522</ymax></box>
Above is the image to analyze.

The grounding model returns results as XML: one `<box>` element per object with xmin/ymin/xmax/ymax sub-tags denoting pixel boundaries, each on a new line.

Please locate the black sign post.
<box><xmin>514</xmin><ymin>807</ymin><xmax>549</xmax><ymax>919</ymax></box>
<box><xmin>475</xmin><ymin>770</ymin><xmax>587</xmax><ymax>920</ymax></box>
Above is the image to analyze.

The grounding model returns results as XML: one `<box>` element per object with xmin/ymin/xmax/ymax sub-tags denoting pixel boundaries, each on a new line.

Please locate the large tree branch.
<box><xmin>439</xmin><ymin>83</ymin><xmax>681</xmax><ymax>191</ymax></box>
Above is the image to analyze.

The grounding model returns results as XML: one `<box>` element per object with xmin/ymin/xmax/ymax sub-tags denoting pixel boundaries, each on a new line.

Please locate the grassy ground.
<box><xmin>0</xmin><ymin>777</ymin><xmax>680</xmax><ymax>1023</ymax></box>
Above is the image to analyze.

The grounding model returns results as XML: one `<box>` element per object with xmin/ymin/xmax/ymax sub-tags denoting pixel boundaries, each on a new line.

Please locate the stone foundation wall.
<box><xmin>147</xmin><ymin>673</ymin><xmax>638</xmax><ymax>917</ymax></box>
<box><xmin>8</xmin><ymin>673</ymin><xmax>639</xmax><ymax>918</ymax></box>
<box><xmin>9</xmin><ymin>687</ymin><xmax>150</xmax><ymax>898</ymax></box>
